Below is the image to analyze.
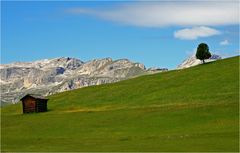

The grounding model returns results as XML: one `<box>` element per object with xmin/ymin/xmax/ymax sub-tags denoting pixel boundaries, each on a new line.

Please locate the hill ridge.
<box><xmin>2</xmin><ymin>56</ymin><xmax>239</xmax><ymax>152</ymax></box>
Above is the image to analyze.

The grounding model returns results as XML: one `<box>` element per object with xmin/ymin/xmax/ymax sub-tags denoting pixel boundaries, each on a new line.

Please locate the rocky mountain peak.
<box><xmin>177</xmin><ymin>54</ymin><xmax>221</xmax><ymax>69</ymax></box>
<box><xmin>35</xmin><ymin>57</ymin><xmax>84</xmax><ymax>70</ymax></box>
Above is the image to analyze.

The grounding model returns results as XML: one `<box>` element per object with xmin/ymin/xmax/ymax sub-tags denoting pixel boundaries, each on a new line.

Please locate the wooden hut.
<box><xmin>20</xmin><ymin>94</ymin><xmax>48</xmax><ymax>113</ymax></box>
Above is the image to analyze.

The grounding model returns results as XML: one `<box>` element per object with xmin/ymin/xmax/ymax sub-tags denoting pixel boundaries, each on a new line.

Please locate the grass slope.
<box><xmin>1</xmin><ymin>56</ymin><xmax>239</xmax><ymax>152</ymax></box>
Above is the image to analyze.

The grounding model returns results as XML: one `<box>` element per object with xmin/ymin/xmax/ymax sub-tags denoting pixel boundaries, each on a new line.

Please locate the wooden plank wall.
<box><xmin>23</xmin><ymin>97</ymin><xmax>36</xmax><ymax>113</ymax></box>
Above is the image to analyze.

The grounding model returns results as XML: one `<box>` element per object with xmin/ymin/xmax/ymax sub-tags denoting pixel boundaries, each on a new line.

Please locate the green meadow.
<box><xmin>1</xmin><ymin>56</ymin><xmax>239</xmax><ymax>152</ymax></box>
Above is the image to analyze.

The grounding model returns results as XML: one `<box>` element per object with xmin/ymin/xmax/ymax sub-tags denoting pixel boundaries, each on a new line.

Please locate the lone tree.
<box><xmin>196</xmin><ymin>43</ymin><xmax>211</xmax><ymax>64</ymax></box>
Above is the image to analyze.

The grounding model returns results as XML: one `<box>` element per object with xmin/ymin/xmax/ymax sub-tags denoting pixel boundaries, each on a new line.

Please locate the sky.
<box><xmin>1</xmin><ymin>1</ymin><xmax>239</xmax><ymax>69</ymax></box>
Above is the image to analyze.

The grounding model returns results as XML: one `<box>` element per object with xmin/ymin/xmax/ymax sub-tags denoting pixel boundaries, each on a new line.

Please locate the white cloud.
<box><xmin>66</xmin><ymin>1</ymin><xmax>239</xmax><ymax>27</ymax></box>
<box><xmin>220</xmin><ymin>39</ymin><xmax>230</xmax><ymax>45</ymax></box>
<box><xmin>174</xmin><ymin>26</ymin><xmax>221</xmax><ymax>40</ymax></box>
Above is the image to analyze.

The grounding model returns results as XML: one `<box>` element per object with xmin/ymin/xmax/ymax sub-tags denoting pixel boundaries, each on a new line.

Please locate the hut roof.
<box><xmin>20</xmin><ymin>94</ymin><xmax>48</xmax><ymax>101</ymax></box>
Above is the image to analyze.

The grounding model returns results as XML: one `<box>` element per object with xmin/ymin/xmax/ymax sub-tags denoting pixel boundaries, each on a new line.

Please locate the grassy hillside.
<box><xmin>1</xmin><ymin>56</ymin><xmax>239</xmax><ymax>152</ymax></box>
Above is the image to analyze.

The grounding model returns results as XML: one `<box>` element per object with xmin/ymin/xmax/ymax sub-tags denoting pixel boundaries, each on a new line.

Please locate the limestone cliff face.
<box><xmin>0</xmin><ymin>57</ymin><xmax>165</xmax><ymax>104</ymax></box>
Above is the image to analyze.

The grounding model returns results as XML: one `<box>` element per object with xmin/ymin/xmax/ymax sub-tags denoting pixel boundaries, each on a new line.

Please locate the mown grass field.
<box><xmin>1</xmin><ymin>56</ymin><xmax>239</xmax><ymax>152</ymax></box>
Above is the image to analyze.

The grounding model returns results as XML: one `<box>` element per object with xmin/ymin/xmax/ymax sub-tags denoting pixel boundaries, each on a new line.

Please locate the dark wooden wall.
<box><xmin>22</xmin><ymin>97</ymin><xmax>36</xmax><ymax>113</ymax></box>
<box><xmin>36</xmin><ymin>100</ymin><xmax>47</xmax><ymax>112</ymax></box>
<box><xmin>22</xmin><ymin>97</ymin><xmax>48</xmax><ymax>113</ymax></box>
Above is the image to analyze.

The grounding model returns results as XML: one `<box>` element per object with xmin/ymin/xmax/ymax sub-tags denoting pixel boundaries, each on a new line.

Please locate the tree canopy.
<box><xmin>196</xmin><ymin>43</ymin><xmax>211</xmax><ymax>63</ymax></box>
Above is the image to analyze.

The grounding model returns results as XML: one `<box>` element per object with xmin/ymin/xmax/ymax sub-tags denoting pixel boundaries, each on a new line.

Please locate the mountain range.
<box><xmin>0</xmin><ymin>54</ymin><xmax>221</xmax><ymax>105</ymax></box>
<box><xmin>0</xmin><ymin>57</ymin><xmax>167</xmax><ymax>104</ymax></box>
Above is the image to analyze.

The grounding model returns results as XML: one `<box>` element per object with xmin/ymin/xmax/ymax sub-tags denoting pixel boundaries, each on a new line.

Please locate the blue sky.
<box><xmin>1</xmin><ymin>1</ymin><xmax>239</xmax><ymax>69</ymax></box>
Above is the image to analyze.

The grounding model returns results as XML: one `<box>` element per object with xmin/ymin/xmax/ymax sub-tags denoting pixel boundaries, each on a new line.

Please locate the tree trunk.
<box><xmin>203</xmin><ymin>59</ymin><xmax>205</xmax><ymax>64</ymax></box>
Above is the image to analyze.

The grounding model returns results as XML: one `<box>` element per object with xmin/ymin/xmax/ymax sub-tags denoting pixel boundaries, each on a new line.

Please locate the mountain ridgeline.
<box><xmin>0</xmin><ymin>57</ymin><xmax>167</xmax><ymax>104</ymax></box>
